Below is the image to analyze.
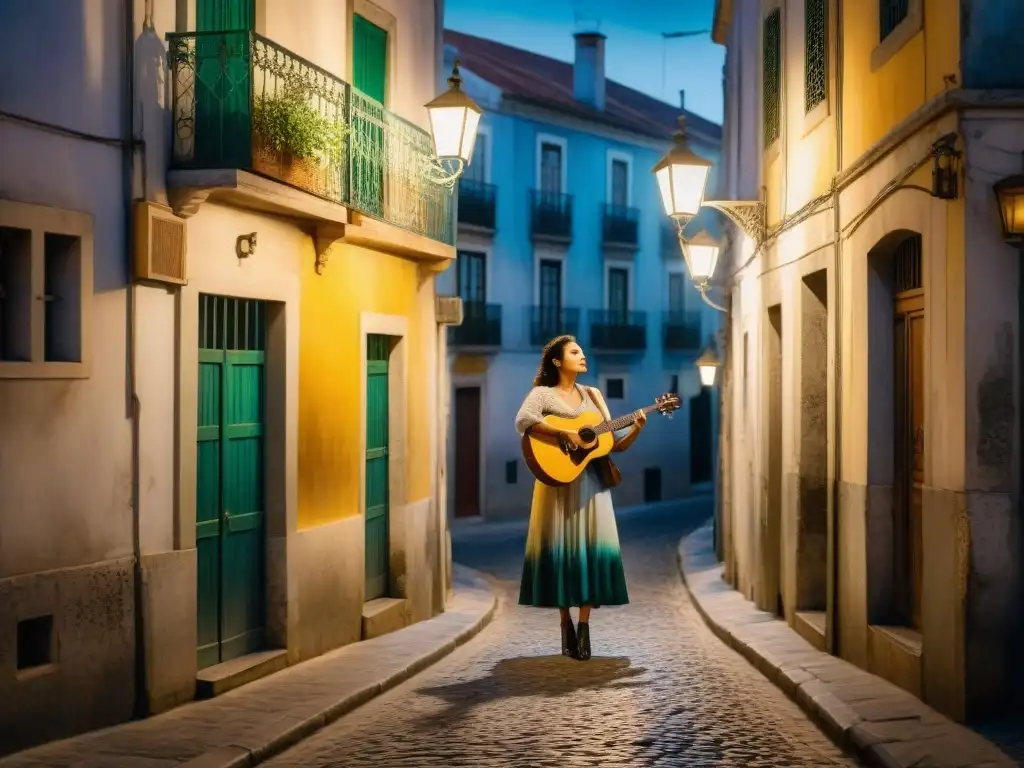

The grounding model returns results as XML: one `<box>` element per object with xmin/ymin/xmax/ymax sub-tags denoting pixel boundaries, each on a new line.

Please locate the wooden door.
<box><xmin>608</xmin><ymin>267</ymin><xmax>629</xmax><ymax>323</ymax></box>
<box><xmin>365</xmin><ymin>334</ymin><xmax>391</xmax><ymax>600</ymax></box>
<box><xmin>352</xmin><ymin>14</ymin><xmax>388</xmax><ymax>215</ymax></box>
<box><xmin>196</xmin><ymin>295</ymin><xmax>266</xmax><ymax>669</ymax></box>
<box><xmin>538</xmin><ymin>259</ymin><xmax>562</xmax><ymax>340</ymax></box>
<box><xmin>610</xmin><ymin>159</ymin><xmax>629</xmax><ymax>207</ymax></box>
<box><xmin>894</xmin><ymin>247</ymin><xmax>924</xmax><ymax>630</ymax></box>
<box><xmin>194</xmin><ymin>0</ymin><xmax>254</xmax><ymax>168</ymax></box>
<box><xmin>540</xmin><ymin>142</ymin><xmax>563</xmax><ymax>194</ymax></box>
<box><xmin>454</xmin><ymin>387</ymin><xmax>481</xmax><ymax>518</ymax></box>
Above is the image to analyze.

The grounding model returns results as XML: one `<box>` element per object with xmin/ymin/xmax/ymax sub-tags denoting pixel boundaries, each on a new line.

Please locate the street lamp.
<box><xmin>682</xmin><ymin>228</ymin><xmax>721</xmax><ymax>286</ymax></box>
<box><xmin>994</xmin><ymin>172</ymin><xmax>1024</xmax><ymax>245</ymax></box>
<box><xmin>424</xmin><ymin>58</ymin><xmax>483</xmax><ymax>187</ymax></box>
<box><xmin>696</xmin><ymin>345</ymin><xmax>721</xmax><ymax>387</ymax></box>
<box><xmin>652</xmin><ymin>116</ymin><xmax>713</xmax><ymax>220</ymax></box>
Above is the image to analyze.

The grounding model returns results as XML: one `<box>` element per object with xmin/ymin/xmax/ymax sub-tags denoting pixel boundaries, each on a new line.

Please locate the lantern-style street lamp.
<box><xmin>424</xmin><ymin>58</ymin><xmax>483</xmax><ymax>187</ymax></box>
<box><xmin>653</xmin><ymin>116</ymin><xmax>713</xmax><ymax>220</ymax></box>
<box><xmin>994</xmin><ymin>172</ymin><xmax>1024</xmax><ymax>245</ymax></box>
<box><xmin>682</xmin><ymin>228</ymin><xmax>721</xmax><ymax>286</ymax></box>
<box><xmin>696</xmin><ymin>345</ymin><xmax>721</xmax><ymax>387</ymax></box>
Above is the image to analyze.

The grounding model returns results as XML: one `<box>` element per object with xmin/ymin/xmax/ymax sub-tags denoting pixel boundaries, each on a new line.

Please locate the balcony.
<box><xmin>601</xmin><ymin>204</ymin><xmax>639</xmax><ymax>248</ymax></box>
<box><xmin>589</xmin><ymin>310</ymin><xmax>646</xmax><ymax>351</ymax></box>
<box><xmin>166</xmin><ymin>31</ymin><xmax>455</xmax><ymax>259</ymax></box>
<box><xmin>449</xmin><ymin>302</ymin><xmax>501</xmax><ymax>349</ymax></box>
<box><xmin>457</xmin><ymin>180</ymin><xmax>497</xmax><ymax>232</ymax></box>
<box><xmin>661</xmin><ymin>222</ymin><xmax>681</xmax><ymax>260</ymax></box>
<box><xmin>662</xmin><ymin>310</ymin><xmax>702</xmax><ymax>352</ymax></box>
<box><xmin>530</xmin><ymin>190</ymin><xmax>573</xmax><ymax>242</ymax></box>
<box><xmin>528</xmin><ymin>306</ymin><xmax>580</xmax><ymax>347</ymax></box>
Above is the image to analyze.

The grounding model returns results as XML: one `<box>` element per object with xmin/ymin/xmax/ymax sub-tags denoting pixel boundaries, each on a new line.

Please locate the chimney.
<box><xmin>679</xmin><ymin>89</ymin><xmax>686</xmax><ymax>110</ymax></box>
<box><xmin>573</xmin><ymin>32</ymin><xmax>607</xmax><ymax>110</ymax></box>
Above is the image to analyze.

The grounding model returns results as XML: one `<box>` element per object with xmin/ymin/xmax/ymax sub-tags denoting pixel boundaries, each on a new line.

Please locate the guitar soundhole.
<box><xmin>578</xmin><ymin>427</ymin><xmax>597</xmax><ymax>443</ymax></box>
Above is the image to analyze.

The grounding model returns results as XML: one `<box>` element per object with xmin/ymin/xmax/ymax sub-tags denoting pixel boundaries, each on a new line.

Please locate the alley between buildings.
<box><xmin>263</xmin><ymin>500</ymin><xmax>859</xmax><ymax>767</ymax></box>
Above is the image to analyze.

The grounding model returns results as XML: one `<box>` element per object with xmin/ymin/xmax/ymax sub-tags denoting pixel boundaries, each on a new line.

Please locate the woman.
<box><xmin>514</xmin><ymin>334</ymin><xmax>646</xmax><ymax>661</ymax></box>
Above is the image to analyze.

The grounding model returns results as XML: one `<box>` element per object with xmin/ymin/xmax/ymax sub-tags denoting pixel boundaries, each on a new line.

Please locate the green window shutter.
<box><xmin>763</xmin><ymin>8</ymin><xmax>782</xmax><ymax>149</ymax></box>
<box><xmin>197</xmin><ymin>0</ymin><xmax>254</xmax><ymax>31</ymax></box>
<box><xmin>353</xmin><ymin>14</ymin><xmax>388</xmax><ymax>104</ymax></box>
<box><xmin>804</xmin><ymin>0</ymin><xmax>828</xmax><ymax>113</ymax></box>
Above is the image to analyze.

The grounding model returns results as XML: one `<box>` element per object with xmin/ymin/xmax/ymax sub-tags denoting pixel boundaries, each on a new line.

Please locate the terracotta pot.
<box><xmin>251</xmin><ymin>133</ymin><xmax>327</xmax><ymax>197</ymax></box>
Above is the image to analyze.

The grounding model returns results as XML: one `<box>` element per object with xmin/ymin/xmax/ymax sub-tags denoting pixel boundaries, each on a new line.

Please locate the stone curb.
<box><xmin>0</xmin><ymin>564</ymin><xmax>497</xmax><ymax>768</ymax></box>
<box><xmin>677</xmin><ymin>523</ymin><xmax>1016</xmax><ymax>768</ymax></box>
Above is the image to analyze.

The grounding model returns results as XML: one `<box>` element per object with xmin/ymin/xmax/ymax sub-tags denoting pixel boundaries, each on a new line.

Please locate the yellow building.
<box><xmin>713</xmin><ymin>0</ymin><xmax>1024</xmax><ymax>722</ymax></box>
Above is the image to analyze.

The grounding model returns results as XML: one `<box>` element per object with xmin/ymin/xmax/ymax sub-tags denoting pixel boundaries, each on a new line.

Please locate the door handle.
<box><xmin>224</xmin><ymin>510</ymin><xmax>231</xmax><ymax>521</ymax></box>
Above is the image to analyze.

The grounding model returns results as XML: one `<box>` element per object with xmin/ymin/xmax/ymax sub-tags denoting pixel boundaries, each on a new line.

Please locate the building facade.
<box><xmin>438</xmin><ymin>30</ymin><xmax>724</xmax><ymax>521</ymax></box>
<box><xmin>0</xmin><ymin>0</ymin><xmax>460</xmax><ymax>754</ymax></box>
<box><xmin>713</xmin><ymin>0</ymin><xmax>1024</xmax><ymax>723</ymax></box>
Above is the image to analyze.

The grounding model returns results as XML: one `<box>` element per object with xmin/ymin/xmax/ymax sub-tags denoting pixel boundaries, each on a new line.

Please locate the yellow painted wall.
<box><xmin>840</xmin><ymin>0</ymin><xmax>960</xmax><ymax>168</ymax></box>
<box><xmin>297</xmin><ymin>242</ymin><xmax>432</xmax><ymax>529</ymax></box>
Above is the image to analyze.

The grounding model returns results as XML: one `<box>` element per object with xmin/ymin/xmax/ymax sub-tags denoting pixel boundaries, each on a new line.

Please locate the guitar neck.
<box><xmin>593</xmin><ymin>403</ymin><xmax>661</xmax><ymax>436</ymax></box>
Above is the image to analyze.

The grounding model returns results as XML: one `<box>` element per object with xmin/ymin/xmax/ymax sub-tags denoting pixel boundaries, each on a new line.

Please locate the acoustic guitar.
<box><xmin>521</xmin><ymin>393</ymin><xmax>682</xmax><ymax>487</ymax></box>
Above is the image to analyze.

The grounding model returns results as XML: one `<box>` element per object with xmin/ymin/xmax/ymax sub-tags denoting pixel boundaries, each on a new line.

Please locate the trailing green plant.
<box><xmin>252</xmin><ymin>83</ymin><xmax>347</xmax><ymax>164</ymax></box>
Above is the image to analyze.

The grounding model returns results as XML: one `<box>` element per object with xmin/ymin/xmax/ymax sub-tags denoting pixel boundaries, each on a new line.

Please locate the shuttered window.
<box><xmin>880</xmin><ymin>0</ymin><xmax>909</xmax><ymax>41</ymax></box>
<box><xmin>763</xmin><ymin>9</ymin><xmax>782</xmax><ymax>148</ymax></box>
<box><xmin>804</xmin><ymin>0</ymin><xmax>828</xmax><ymax>113</ymax></box>
<box><xmin>353</xmin><ymin>14</ymin><xmax>388</xmax><ymax>104</ymax></box>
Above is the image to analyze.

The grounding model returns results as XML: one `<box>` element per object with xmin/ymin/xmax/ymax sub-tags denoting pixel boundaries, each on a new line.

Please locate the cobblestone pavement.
<box><xmin>265</xmin><ymin>500</ymin><xmax>859</xmax><ymax>768</ymax></box>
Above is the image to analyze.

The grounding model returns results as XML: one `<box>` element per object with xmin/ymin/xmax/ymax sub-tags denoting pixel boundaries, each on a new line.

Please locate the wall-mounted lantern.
<box><xmin>682</xmin><ymin>228</ymin><xmax>722</xmax><ymax>287</ymax></box>
<box><xmin>696</xmin><ymin>344</ymin><xmax>721</xmax><ymax>387</ymax></box>
<box><xmin>931</xmin><ymin>133</ymin><xmax>961</xmax><ymax>201</ymax></box>
<box><xmin>994</xmin><ymin>172</ymin><xmax>1024</xmax><ymax>245</ymax></box>
<box><xmin>652</xmin><ymin>116</ymin><xmax>713</xmax><ymax>220</ymax></box>
<box><xmin>424</xmin><ymin>58</ymin><xmax>483</xmax><ymax>186</ymax></box>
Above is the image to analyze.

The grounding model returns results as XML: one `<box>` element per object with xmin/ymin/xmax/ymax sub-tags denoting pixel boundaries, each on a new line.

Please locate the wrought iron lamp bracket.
<box><xmin>424</xmin><ymin>157</ymin><xmax>466</xmax><ymax>189</ymax></box>
<box><xmin>701</xmin><ymin>200</ymin><xmax>766</xmax><ymax>247</ymax></box>
<box><xmin>696</xmin><ymin>282</ymin><xmax>728</xmax><ymax>313</ymax></box>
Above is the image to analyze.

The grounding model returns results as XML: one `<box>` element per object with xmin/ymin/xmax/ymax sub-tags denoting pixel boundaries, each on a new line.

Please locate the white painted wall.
<box><xmin>0</xmin><ymin>0</ymin><xmax>132</xmax><ymax>579</ymax></box>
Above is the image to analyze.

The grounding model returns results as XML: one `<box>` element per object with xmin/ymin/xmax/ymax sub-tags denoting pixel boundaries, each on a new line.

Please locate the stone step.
<box><xmin>195</xmin><ymin>648</ymin><xmax>288</xmax><ymax>699</ymax></box>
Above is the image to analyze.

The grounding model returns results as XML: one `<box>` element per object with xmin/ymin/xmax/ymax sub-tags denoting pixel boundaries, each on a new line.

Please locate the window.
<box><xmin>0</xmin><ymin>200</ymin><xmax>92</xmax><ymax>379</ymax></box>
<box><xmin>505</xmin><ymin>460</ymin><xmax>518</xmax><ymax>484</ymax></box>
<box><xmin>608</xmin><ymin>267</ymin><xmax>629</xmax><ymax>319</ymax></box>
<box><xmin>670</xmin><ymin>374</ymin><xmax>679</xmax><ymax>395</ymax></box>
<box><xmin>537</xmin><ymin>259</ymin><xmax>562</xmax><ymax>338</ymax></box>
<box><xmin>17</xmin><ymin>615</ymin><xmax>54</xmax><ymax>670</ymax></box>
<box><xmin>464</xmin><ymin>131</ymin><xmax>488</xmax><ymax>183</ymax></box>
<box><xmin>805</xmin><ymin>0</ymin><xmax>828</xmax><ymax>113</ymax></box>
<box><xmin>643</xmin><ymin>468</ymin><xmax>662</xmax><ymax>503</ymax></box>
<box><xmin>353</xmin><ymin>14</ymin><xmax>389</xmax><ymax>104</ymax></box>
<box><xmin>457</xmin><ymin>250</ymin><xmax>486</xmax><ymax>303</ymax></box>
<box><xmin>880</xmin><ymin>0</ymin><xmax>909</xmax><ymax>41</ymax></box>
<box><xmin>763</xmin><ymin>8</ymin><xmax>782</xmax><ymax>149</ymax></box>
<box><xmin>610</xmin><ymin>158</ymin><xmax>629</xmax><ymax>206</ymax></box>
<box><xmin>605</xmin><ymin>377</ymin><xmax>625</xmax><ymax>400</ymax></box>
<box><xmin>540</xmin><ymin>141</ymin><xmax>563</xmax><ymax>194</ymax></box>
<box><xmin>668</xmin><ymin>272</ymin><xmax>686</xmax><ymax>313</ymax></box>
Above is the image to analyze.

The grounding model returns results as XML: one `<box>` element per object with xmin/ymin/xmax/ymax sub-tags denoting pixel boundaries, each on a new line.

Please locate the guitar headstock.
<box><xmin>656</xmin><ymin>392</ymin><xmax>682</xmax><ymax>416</ymax></box>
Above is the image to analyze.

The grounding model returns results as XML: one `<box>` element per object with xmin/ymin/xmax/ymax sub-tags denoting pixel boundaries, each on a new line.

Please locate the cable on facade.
<box><xmin>0</xmin><ymin>108</ymin><xmax>136</xmax><ymax>149</ymax></box>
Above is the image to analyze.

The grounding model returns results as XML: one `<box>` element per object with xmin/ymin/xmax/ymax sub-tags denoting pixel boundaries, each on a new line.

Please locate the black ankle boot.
<box><xmin>577</xmin><ymin>621</ymin><xmax>591</xmax><ymax>661</ymax></box>
<box><xmin>561</xmin><ymin>618</ymin><xmax>580</xmax><ymax>659</ymax></box>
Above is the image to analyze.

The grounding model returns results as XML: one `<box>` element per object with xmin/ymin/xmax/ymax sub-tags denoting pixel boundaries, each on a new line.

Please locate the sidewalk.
<box><xmin>677</xmin><ymin>523</ymin><xmax>1017</xmax><ymax>768</ymax></box>
<box><xmin>0</xmin><ymin>564</ymin><xmax>496</xmax><ymax>768</ymax></box>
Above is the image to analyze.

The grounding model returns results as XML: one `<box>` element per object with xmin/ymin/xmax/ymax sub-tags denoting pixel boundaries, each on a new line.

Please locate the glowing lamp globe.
<box><xmin>682</xmin><ymin>229</ymin><xmax>721</xmax><ymax>284</ymax></box>
<box><xmin>652</xmin><ymin>115</ymin><xmax>713</xmax><ymax>220</ymax></box>
<box><xmin>696</xmin><ymin>347</ymin><xmax>720</xmax><ymax>387</ymax></box>
<box><xmin>424</xmin><ymin>58</ymin><xmax>483</xmax><ymax>165</ymax></box>
<box><xmin>994</xmin><ymin>174</ymin><xmax>1024</xmax><ymax>245</ymax></box>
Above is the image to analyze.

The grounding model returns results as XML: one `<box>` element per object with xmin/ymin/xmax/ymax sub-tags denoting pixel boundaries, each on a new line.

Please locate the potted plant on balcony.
<box><xmin>251</xmin><ymin>82</ymin><xmax>348</xmax><ymax>198</ymax></box>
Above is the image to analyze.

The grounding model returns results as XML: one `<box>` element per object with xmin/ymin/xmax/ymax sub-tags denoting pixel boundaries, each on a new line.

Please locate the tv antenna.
<box><xmin>660</xmin><ymin>28</ymin><xmax>708</xmax><ymax>104</ymax></box>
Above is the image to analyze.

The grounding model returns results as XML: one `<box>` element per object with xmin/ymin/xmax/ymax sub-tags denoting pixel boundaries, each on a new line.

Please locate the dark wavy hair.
<box><xmin>532</xmin><ymin>335</ymin><xmax>576</xmax><ymax>387</ymax></box>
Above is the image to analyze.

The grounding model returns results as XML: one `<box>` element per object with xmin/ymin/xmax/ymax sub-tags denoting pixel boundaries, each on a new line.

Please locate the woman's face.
<box><xmin>555</xmin><ymin>341</ymin><xmax>587</xmax><ymax>374</ymax></box>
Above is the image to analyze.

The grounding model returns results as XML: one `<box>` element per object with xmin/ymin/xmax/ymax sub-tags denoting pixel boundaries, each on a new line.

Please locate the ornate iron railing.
<box><xmin>601</xmin><ymin>204</ymin><xmax>639</xmax><ymax>246</ymax></box>
<box><xmin>662</xmin><ymin>310</ymin><xmax>702</xmax><ymax>351</ymax></box>
<box><xmin>589</xmin><ymin>309</ymin><xmax>646</xmax><ymax>350</ymax></box>
<box><xmin>167</xmin><ymin>31</ymin><xmax>455</xmax><ymax>245</ymax></box>
<box><xmin>457</xmin><ymin>180</ymin><xmax>497</xmax><ymax>230</ymax></box>
<box><xmin>449</xmin><ymin>302</ymin><xmax>501</xmax><ymax>347</ymax></box>
<box><xmin>530</xmin><ymin>189</ymin><xmax>573</xmax><ymax>241</ymax></box>
<box><xmin>527</xmin><ymin>305</ymin><xmax>580</xmax><ymax>347</ymax></box>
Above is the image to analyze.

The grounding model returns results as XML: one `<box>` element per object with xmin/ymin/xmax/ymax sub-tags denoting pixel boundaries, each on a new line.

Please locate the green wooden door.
<box><xmin>197</xmin><ymin>295</ymin><xmax>267</xmax><ymax>669</ymax></box>
<box><xmin>365</xmin><ymin>335</ymin><xmax>390</xmax><ymax>600</ymax></box>
<box><xmin>352</xmin><ymin>14</ymin><xmax>388</xmax><ymax>216</ymax></box>
<box><xmin>194</xmin><ymin>0</ymin><xmax>254</xmax><ymax>169</ymax></box>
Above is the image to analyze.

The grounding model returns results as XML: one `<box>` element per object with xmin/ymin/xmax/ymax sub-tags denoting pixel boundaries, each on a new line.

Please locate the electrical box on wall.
<box><xmin>133</xmin><ymin>201</ymin><xmax>187</xmax><ymax>285</ymax></box>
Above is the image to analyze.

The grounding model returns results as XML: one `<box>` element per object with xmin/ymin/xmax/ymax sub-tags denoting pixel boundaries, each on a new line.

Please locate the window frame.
<box><xmin>0</xmin><ymin>199</ymin><xmax>93</xmax><ymax>379</ymax></box>
<box><xmin>762</xmin><ymin>3</ymin><xmax>784</xmax><ymax>164</ymax></box>
<box><xmin>802</xmin><ymin>0</ymin><xmax>830</xmax><ymax>135</ymax></box>
<box><xmin>535</xmin><ymin>133</ymin><xmax>568</xmax><ymax>195</ymax></box>
<box><xmin>871</xmin><ymin>0</ymin><xmax>923</xmax><ymax>72</ymax></box>
<box><xmin>599</xmin><ymin>374</ymin><xmax>627</xmax><ymax>401</ymax></box>
<box><xmin>605</xmin><ymin>150</ymin><xmax>633</xmax><ymax>207</ymax></box>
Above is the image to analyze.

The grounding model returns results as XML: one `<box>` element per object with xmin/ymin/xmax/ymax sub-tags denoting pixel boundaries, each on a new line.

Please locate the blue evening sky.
<box><xmin>444</xmin><ymin>0</ymin><xmax>724</xmax><ymax>124</ymax></box>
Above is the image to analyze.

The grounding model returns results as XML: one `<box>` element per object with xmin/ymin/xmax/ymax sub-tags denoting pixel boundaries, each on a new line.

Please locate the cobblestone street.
<box><xmin>265</xmin><ymin>500</ymin><xmax>860</xmax><ymax>767</ymax></box>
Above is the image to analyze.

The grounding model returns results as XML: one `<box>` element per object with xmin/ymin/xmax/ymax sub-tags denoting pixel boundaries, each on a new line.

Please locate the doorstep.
<box><xmin>677</xmin><ymin>522</ymin><xmax>1017</xmax><ymax>768</ymax></box>
<box><xmin>361</xmin><ymin>597</ymin><xmax>410</xmax><ymax>640</ymax></box>
<box><xmin>0</xmin><ymin>564</ymin><xmax>497</xmax><ymax>768</ymax></box>
<box><xmin>196</xmin><ymin>648</ymin><xmax>289</xmax><ymax>699</ymax></box>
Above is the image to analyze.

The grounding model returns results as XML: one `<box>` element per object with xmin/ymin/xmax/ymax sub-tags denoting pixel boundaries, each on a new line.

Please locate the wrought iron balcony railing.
<box><xmin>449</xmin><ymin>301</ymin><xmax>501</xmax><ymax>347</ymax></box>
<box><xmin>661</xmin><ymin>222</ymin><xmax>680</xmax><ymax>259</ymax></box>
<box><xmin>602</xmin><ymin>204</ymin><xmax>639</xmax><ymax>247</ymax></box>
<box><xmin>530</xmin><ymin>190</ymin><xmax>573</xmax><ymax>241</ymax></box>
<box><xmin>167</xmin><ymin>31</ymin><xmax>455</xmax><ymax>245</ymax></box>
<box><xmin>662</xmin><ymin>310</ymin><xmax>702</xmax><ymax>351</ymax></box>
<box><xmin>528</xmin><ymin>306</ymin><xmax>580</xmax><ymax>347</ymax></box>
<box><xmin>589</xmin><ymin>309</ymin><xmax>646</xmax><ymax>350</ymax></box>
<box><xmin>457</xmin><ymin>180</ymin><xmax>497</xmax><ymax>231</ymax></box>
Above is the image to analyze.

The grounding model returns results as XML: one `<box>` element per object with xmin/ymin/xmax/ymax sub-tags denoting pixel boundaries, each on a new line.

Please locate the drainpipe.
<box><xmin>827</xmin><ymin>0</ymin><xmax>844</xmax><ymax>657</ymax></box>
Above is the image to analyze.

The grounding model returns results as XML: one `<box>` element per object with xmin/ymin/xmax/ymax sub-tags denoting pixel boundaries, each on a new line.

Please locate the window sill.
<box><xmin>801</xmin><ymin>98</ymin><xmax>830</xmax><ymax>138</ymax></box>
<box><xmin>0</xmin><ymin>361</ymin><xmax>90</xmax><ymax>380</ymax></box>
<box><xmin>870</xmin><ymin>624</ymin><xmax>922</xmax><ymax>657</ymax></box>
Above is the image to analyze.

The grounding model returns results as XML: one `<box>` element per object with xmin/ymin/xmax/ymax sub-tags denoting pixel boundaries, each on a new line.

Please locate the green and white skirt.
<box><xmin>519</xmin><ymin>464</ymin><xmax>629</xmax><ymax>608</ymax></box>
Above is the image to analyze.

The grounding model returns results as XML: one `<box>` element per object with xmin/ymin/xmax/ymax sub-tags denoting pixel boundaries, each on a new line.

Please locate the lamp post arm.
<box><xmin>702</xmin><ymin>200</ymin><xmax>766</xmax><ymax>246</ymax></box>
<box><xmin>698</xmin><ymin>283</ymin><xmax>728</xmax><ymax>313</ymax></box>
<box><xmin>424</xmin><ymin>157</ymin><xmax>466</xmax><ymax>189</ymax></box>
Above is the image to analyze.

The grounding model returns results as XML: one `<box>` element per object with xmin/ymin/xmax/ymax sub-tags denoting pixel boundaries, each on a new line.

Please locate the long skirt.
<box><xmin>518</xmin><ymin>464</ymin><xmax>629</xmax><ymax>608</ymax></box>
